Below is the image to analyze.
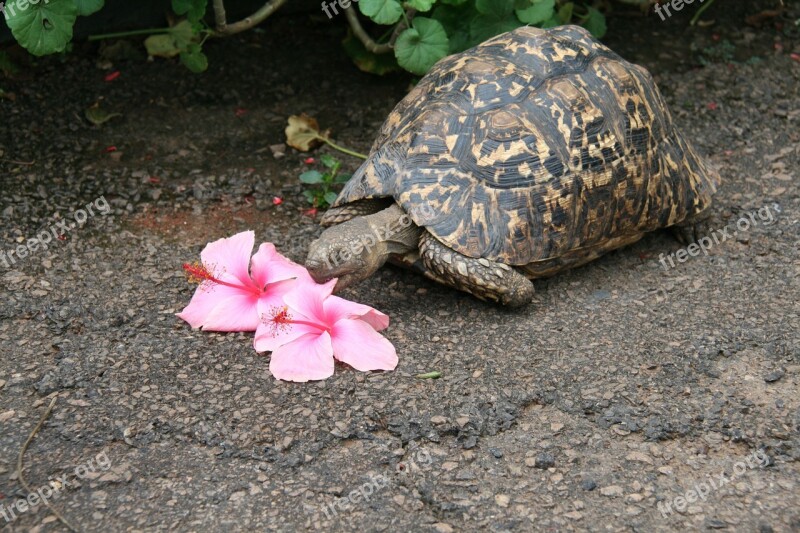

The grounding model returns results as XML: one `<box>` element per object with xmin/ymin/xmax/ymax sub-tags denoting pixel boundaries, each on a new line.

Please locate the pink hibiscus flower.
<box><xmin>254</xmin><ymin>279</ymin><xmax>397</xmax><ymax>382</ymax></box>
<box><xmin>177</xmin><ymin>231</ymin><xmax>310</xmax><ymax>331</ymax></box>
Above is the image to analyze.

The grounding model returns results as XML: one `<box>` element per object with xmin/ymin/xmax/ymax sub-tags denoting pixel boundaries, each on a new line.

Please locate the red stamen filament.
<box><xmin>182</xmin><ymin>262</ymin><xmax>261</xmax><ymax>296</ymax></box>
<box><xmin>265</xmin><ymin>306</ymin><xmax>329</xmax><ymax>336</ymax></box>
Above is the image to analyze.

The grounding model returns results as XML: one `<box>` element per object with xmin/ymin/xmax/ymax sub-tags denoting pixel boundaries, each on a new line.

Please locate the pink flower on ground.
<box><xmin>177</xmin><ymin>231</ymin><xmax>310</xmax><ymax>331</ymax></box>
<box><xmin>254</xmin><ymin>279</ymin><xmax>397</xmax><ymax>382</ymax></box>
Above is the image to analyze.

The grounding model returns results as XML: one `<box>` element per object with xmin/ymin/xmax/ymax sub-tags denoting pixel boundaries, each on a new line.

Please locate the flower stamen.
<box><xmin>263</xmin><ymin>305</ymin><xmax>293</xmax><ymax>336</ymax></box>
<box><xmin>182</xmin><ymin>261</ymin><xmax>260</xmax><ymax>295</ymax></box>
<box><xmin>262</xmin><ymin>305</ymin><xmax>329</xmax><ymax>337</ymax></box>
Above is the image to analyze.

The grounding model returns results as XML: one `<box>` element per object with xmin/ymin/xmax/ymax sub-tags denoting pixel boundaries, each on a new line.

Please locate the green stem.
<box><xmin>376</xmin><ymin>25</ymin><xmax>395</xmax><ymax>44</ymax></box>
<box><xmin>322</xmin><ymin>138</ymin><xmax>368</xmax><ymax>160</ymax></box>
<box><xmin>690</xmin><ymin>0</ymin><xmax>716</xmax><ymax>26</ymax></box>
<box><xmin>88</xmin><ymin>28</ymin><xmax>172</xmax><ymax>41</ymax></box>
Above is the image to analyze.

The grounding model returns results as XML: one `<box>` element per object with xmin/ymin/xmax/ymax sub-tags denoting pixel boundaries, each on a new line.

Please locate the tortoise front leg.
<box><xmin>419</xmin><ymin>232</ymin><xmax>534</xmax><ymax>307</ymax></box>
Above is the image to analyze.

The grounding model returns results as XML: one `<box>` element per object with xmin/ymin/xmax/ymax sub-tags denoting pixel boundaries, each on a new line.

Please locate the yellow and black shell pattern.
<box><xmin>333</xmin><ymin>25</ymin><xmax>720</xmax><ymax>265</ymax></box>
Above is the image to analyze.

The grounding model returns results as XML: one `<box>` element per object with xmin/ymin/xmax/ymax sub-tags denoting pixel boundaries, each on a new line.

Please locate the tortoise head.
<box><xmin>305</xmin><ymin>216</ymin><xmax>385</xmax><ymax>292</ymax></box>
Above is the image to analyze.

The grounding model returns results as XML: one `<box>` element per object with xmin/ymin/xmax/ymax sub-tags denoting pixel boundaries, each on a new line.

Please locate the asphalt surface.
<box><xmin>0</xmin><ymin>3</ymin><xmax>798</xmax><ymax>532</ymax></box>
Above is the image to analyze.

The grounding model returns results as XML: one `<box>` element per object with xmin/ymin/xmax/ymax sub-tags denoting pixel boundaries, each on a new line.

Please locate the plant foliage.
<box><xmin>1</xmin><ymin>0</ymin><xmax>608</xmax><ymax>76</ymax></box>
<box><xmin>351</xmin><ymin>0</ymin><xmax>607</xmax><ymax>75</ymax></box>
<box><xmin>300</xmin><ymin>155</ymin><xmax>352</xmax><ymax>209</ymax></box>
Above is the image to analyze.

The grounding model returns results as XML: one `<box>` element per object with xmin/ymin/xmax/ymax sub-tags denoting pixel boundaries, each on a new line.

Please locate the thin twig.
<box><xmin>16</xmin><ymin>396</ymin><xmax>79</xmax><ymax>533</ymax></box>
<box><xmin>0</xmin><ymin>157</ymin><xmax>35</xmax><ymax>166</ymax></box>
<box><xmin>212</xmin><ymin>0</ymin><xmax>227</xmax><ymax>30</ymax></box>
<box><xmin>345</xmin><ymin>6</ymin><xmax>392</xmax><ymax>54</ymax></box>
<box><xmin>389</xmin><ymin>9</ymin><xmax>414</xmax><ymax>45</ymax></box>
<box><xmin>690</xmin><ymin>0</ymin><xmax>716</xmax><ymax>25</ymax></box>
<box><xmin>212</xmin><ymin>0</ymin><xmax>289</xmax><ymax>36</ymax></box>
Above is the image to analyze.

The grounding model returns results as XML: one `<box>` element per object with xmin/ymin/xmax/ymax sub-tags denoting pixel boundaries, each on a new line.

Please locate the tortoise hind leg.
<box><xmin>671</xmin><ymin>207</ymin><xmax>717</xmax><ymax>246</ymax></box>
<box><xmin>320</xmin><ymin>198</ymin><xmax>393</xmax><ymax>227</ymax></box>
<box><xmin>419</xmin><ymin>232</ymin><xmax>534</xmax><ymax>307</ymax></box>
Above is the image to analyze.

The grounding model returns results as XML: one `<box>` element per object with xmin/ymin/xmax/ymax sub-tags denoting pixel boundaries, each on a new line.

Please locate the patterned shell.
<box><xmin>334</xmin><ymin>25</ymin><xmax>720</xmax><ymax>265</ymax></box>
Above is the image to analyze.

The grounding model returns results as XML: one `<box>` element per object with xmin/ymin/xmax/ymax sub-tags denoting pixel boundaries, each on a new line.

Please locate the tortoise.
<box><xmin>305</xmin><ymin>25</ymin><xmax>720</xmax><ymax>307</ymax></box>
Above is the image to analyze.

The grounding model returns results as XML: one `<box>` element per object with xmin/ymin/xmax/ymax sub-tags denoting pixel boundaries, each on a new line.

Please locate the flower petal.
<box><xmin>200</xmin><ymin>231</ymin><xmax>257</xmax><ymax>288</ymax></box>
<box><xmin>177</xmin><ymin>284</ymin><xmax>259</xmax><ymax>331</ymax></box>
<box><xmin>250</xmin><ymin>243</ymin><xmax>313</xmax><ymax>289</ymax></box>
<box><xmin>283</xmin><ymin>278</ymin><xmax>337</xmax><ymax>325</ymax></box>
<box><xmin>323</xmin><ymin>295</ymin><xmax>390</xmax><ymax>331</ymax></box>
<box><xmin>259</xmin><ymin>278</ymin><xmax>298</xmax><ymax>312</ymax></box>
<box><xmin>268</xmin><ymin>332</ymin><xmax>334</xmax><ymax>382</ymax></box>
<box><xmin>331</xmin><ymin>318</ymin><xmax>397</xmax><ymax>372</ymax></box>
<box><xmin>253</xmin><ymin>288</ymin><xmax>320</xmax><ymax>352</ymax></box>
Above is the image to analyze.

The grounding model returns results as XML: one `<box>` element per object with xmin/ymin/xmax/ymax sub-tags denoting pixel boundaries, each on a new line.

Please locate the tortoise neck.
<box><xmin>364</xmin><ymin>203</ymin><xmax>422</xmax><ymax>259</ymax></box>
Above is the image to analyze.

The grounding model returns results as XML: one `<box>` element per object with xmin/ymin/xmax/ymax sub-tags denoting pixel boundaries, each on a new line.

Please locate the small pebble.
<box><xmin>763</xmin><ymin>369</ymin><xmax>785</xmax><ymax>383</ymax></box>
<box><xmin>534</xmin><ymin>452</ymin><xmax>555</xmax><ymax>469</ymax></box>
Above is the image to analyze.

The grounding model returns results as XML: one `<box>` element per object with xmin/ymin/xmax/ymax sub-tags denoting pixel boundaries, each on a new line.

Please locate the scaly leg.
<box><xmin>419</xmin><ymin>232</ymin><xmax>534</xmax><ymax>307</ymax></box>
<box><xmin>671</xmin><ymin>207</ymin><xmax>717</xmax><ymax>246</ymax></box>
<box><xmin>319</xmin><ymin>198</ymin><xmax>393</xmax><ymax>227</ymax></box>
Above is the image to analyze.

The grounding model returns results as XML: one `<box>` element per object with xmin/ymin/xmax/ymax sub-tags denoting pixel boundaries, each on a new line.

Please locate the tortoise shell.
<box><xmin>333</xmin><ymin>25</ymin><xmax>720</xmax><ymax>265</ymax></box>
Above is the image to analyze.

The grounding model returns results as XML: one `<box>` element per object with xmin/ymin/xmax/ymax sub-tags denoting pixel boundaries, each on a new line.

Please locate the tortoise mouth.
<box><xmin>305</xmin><ymin>261</ymin><xmax>361</xmax><ymax>293</ymax></box>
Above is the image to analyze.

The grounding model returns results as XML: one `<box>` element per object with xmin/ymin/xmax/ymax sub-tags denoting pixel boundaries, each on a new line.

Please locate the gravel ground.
<box><xmin>1</xmin><ymin>3</ymin><xmax>799</xmax><ymax>532</ymax></box>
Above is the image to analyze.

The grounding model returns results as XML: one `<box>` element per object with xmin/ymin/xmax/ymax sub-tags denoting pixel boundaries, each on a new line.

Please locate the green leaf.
<box><xmin>335</xmin><ymin>173</ymin><xmax>352</xmax><ymax>184</ymax></box>
<box><xmin>471</xmin><ymin>0</ymin><xmax>522</xmax><ymax>42</ymax></box>
<box><xmin>432</xmin><ymin>2</ymin><xmax>479</xmax><ymax>53</ymax></box>
<box><xmin>470</xmin><ymin>15</ymin><xmax>522</xmax><ymax>44</ymax></box>
<box><xmin>85</xmin><ymin>105</ymin><xmax>121</xmax><ymax>125</ymax></box>
<box><xmin>324</xmin><ymin>191</ymin><xmax>339</xmax><ymax>206</ymax></box>
<box><xmin>170</xmin><ymin>20</ymin><xmax>195</xmax><ymax>47</ymax></box>
<box><xmin>405</xmin><ymin>0</ymin><xmax>435</xmax><ymax>12</ymax></box>
<box><xmin>5</xmin><ymin>0</ymin><xmax>78</xmax><ymax>56</ymax></box>
<box><xmin>582</xmin><ymin>6</ymin><xmax>606</xmax><ymax>38</ymax></box>
<box><xmin>540</xmin><ymin>14</ymin><xmax>560</xmax><ymax>28</ymax></box>
<box><xmin>320</xmin><ymin>154</ymin><xmax>338</xmax><ymax>169</ymax></box>
<box><xmin>557</xmin><ymin>1</ymin><xmax>574</xmax><ymax>23</ymax></box>
<box><xmin>515</xmin><ymin>0</ymin><xmax>555</xmax><ymax>25</ymax></box>
<box><xmin>475</xmin><ymin>0</ymin><xmax>513</xmax><ymax>17</ymax></box>
<box><xmin>144</xmin><ymin>34</ymin><xmax>181</xmax><ymax>57</ymax></box>
<box><xmin>394</xmin><ymin>17</ymin><xmax>449</xmax><ymax>75</ymax></box>
<box><xmin>300</xmin><ymin>170</ymin><xmax>324</xmax><ymax>184</ymax></box>
<box><xmin>439</xmin><ymin>0</ymin><xmax>468</xmax><ymax>5</ymax></box>
<box><xmin>172</xmin><ymin>0</ymin><xmax>206</xmax><ymax>23</ymax></box>
<box><xmin>302</xmin><ymin>190</ymin><xmax>317</xmax><ymax>203</ymax></box>
<box><xmin>359</xmin><ymin>0</ymin><xmax>403</xmax><ymax>25</ymax></box>
<box><xmin>144</xmin><ymin>21</ymin><xmax>196</xmax><ymax>59</ymax></box>
<box><xmin>415</xmin><ymin>371</ymin><xmax>442</xmax><ymax>379</ymax></box>
<box><xmin>180</xmin><ymin>47</ymin><xmax>208</xmax><ymax>73</ymax></box>
<box><xmin>74</xmin><ymin>0</ymin><xmax>104</xmax><ymax>17</ymax></box>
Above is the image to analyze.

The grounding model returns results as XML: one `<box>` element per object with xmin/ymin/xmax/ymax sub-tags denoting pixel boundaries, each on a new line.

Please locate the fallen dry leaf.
<box><xmin>285</xmin><ymin>114</ymin><xmax>331</xmax><ymax>152</ymax></box>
